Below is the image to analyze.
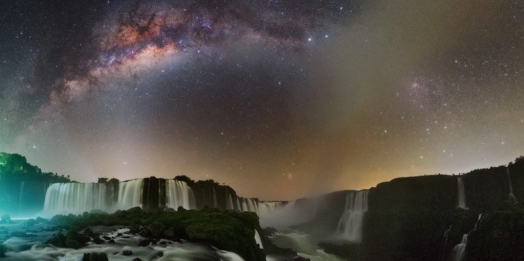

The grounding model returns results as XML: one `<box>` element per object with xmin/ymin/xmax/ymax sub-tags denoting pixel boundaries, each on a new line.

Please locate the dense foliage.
<box><xmin>0</xmin><ymin>153</ymin><xmax>71</xmax><ymax>215</ymax></box>
<box><xmin>49</xmin><ymin>207</ymin><xmax>266</xmax><ymax>261</ymax></box>
<box><xmin>0</xmin><ymin>153</ymin><xmax>70</xmax><ymax>183</ymax></box>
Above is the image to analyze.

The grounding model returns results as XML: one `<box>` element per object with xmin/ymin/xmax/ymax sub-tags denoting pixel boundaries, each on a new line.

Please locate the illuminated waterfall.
<box><xmin>257</xmin><ymin>201</ymin><xmax>284</xmax><ymax>216</ymax></box>
<box><xmin>227</xmin><ymin>194</ymin><xmax>234</xmax><ymax>210</ymax></box>
<box><xmin>117</xmin><ymin>179</ymin><xmax>144</xmax><ymax>210</ymax></box>
<box><xmin>457</xmin><ymin>176</ymin><xmax>467</xmax><ymax>209</ymax></box>
<box><xmin>166</xmin><ymin>180</ymin><xmax>196</xmax><ymax>210</ymax></box>
<box><xmin>254</xmin><ymin>230</ymin><xmax>264</xmax><ymax>249</ymax></box>
<box><xmin>451</xmin><ymin>234</ymin><xmax>468</xmax><ymax>261</ymax></box>
<box><xmin>44</xmin><ymin>183</ymin><xmax>109</xmax><ymax>215</ymax></box>
<box><xmin>337</xmin><ymin>190</ymin><xmax>369</xmax><ymax>243</ymax></box>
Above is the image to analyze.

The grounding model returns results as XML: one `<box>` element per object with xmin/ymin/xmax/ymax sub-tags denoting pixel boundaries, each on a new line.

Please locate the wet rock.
<box><xmin>131</xmin><ymin>258</ymin><xmax>142</xmax><ymax>261</ymax></box>
<box><xmin>138</xmin><ymin>239</ymin><xmax>151</xmax><ymax>247</ymax></box>
<box><xmin>294</xmin><ymin>256</ymin><xmax>311</xmax><ymax>261</ymax></box>
<box><xmin>102</xmin><ymin>236</ymin><xmax>112</xmax><ymax>240</ymax></box>
<box><xmin>122</xmin><ymin>250</ymin><xmax>133</xmax><ymax>256</ymax></box>
<box><xmin>36</xmin><ymin>217</ymin><xmax>48</xmax><ymax>223</ymax></box>
<box><xmin>108</xmin><ymin>239</ymin><xmax>115</xmax><ymax>243</ymax></box>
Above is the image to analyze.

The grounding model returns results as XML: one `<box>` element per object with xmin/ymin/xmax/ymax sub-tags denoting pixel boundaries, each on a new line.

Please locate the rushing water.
<box><xmin>336</xmin><ymin>190</ymin><xmax>369</xmax><ymax>243</ymax></box>
<box><xmin>1</xmin><ymin>228</ymin><xmax>245</xmax><ymax>261</ymax></box>
<box><xmin>271</xmin><ymin>231</ymin><xmax>344</xmax><ymax>261</ymax></box>
<box><xmin>457</xmin><ymin>176</ymin><xmax>467</xmax><ymax>209</ymax></box>
<box><xmin>117</xmin><ymin>179</ymin><xmax>144</xmax><ymax>210</ymax></box>
<box><xmin>165</xmin><ymin>180</ymin><xmax>196</xmax><ymax>210</ymax></box>
<box><xmin>451</xmin><ymin>234</ymin><xmax>468</xmax><ymax>261</ymax></box>
<box><xmin>43</xmin><ymin>183</ymin><xmax>109</xmax><ymax>215</ymax></box>
<box><xmin>42</xmin><ymin>179</ymin><xmax>282</xmax><ymax>217</ymax></box>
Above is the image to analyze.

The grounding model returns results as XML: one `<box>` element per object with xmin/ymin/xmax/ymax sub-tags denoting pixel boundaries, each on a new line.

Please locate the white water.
<box><xmin>117</xmin><ymin>179</ymin><xmax>144</xmax><ymax>210</ymax></box>
<box><xmin>2</xmin><ymin>228</ymin><xmax>245</xmax><ymax>261</ymax></box>
<box><xmin>336</xmin><ymin>190</ymin><xmax>369</xmax><ymax>243</ymax></box>
<box><xmin>43</xmin><ymin>183</ymin><xmax>109</xmax><ymax>215</ymax></box>
<box><xmin>254</xmin><ymin>229</ymin><xmax>264</xmax><ymax>249</ymax></box>
<box><xmin>257</xmin><ymin>202</ymin><xmax>284</xmax><ymax>217</ymax></box>
<box><xmin>166</xmin><ymin>180</ymin><xmax>196</xmax><ymax>210</ymax></box>
<box><xmin>272</xmin><ymin>232</ymin><xmax>344</xmax><ymax>261</ymax></box>
<box><xmin>227</xmin><ymin>194</ymin><xmax>235</xmax><ymax>210</ymax></box>
<box><xmin>235</xmin><ymin>198</ymin><xmax>283</xmax><ymax>217</ymax></box>
<box><xmin>457</xmin><ymin>176</ymin><xmax>467</xmax><ymax>209</ymax></box>
<box><xmin>451</xmin><ymin>234</ymin><xmax>468</xmax><ymax>261</ymax></box>
<box><xmin>507</xmin><ymin>167</ymin><xmax>517</xmax><ymax>203</ymax></box>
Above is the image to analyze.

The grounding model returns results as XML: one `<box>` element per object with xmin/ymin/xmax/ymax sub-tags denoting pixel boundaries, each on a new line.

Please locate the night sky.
<box><xmin>1</xmin><ymin>0</ymin><xmax>524</xmax><ymax>200</ymax></box>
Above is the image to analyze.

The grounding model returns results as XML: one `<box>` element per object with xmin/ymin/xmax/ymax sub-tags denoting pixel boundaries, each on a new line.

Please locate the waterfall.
<box><xmin>451</xmin><ymin>234</ymin><xmax>468</xmax><ymax>261</ymax></box>
<box><xmin>18</xmin><ymin>181</ymin><xmax>25</xmax><ymax>214</ymax></box>
<box><xmin>227</xmin><ymin>194</ymin><xmax>234</xmax><ymax>210</ymax></box>
<box><xmin>166</xmin><ymin>180</ymin><xmax>196</xmax><ymax>210</ymax></box>
<box><xmin>212</xmin><ymin>187</ymin><xmax>218</xmax><ymax>208</ymax></box>
<box><xmin>337</xmin><ymin>190</ymin><xmax>369</xmax><ymax>243</ymax></box>
<box><xmin>507</xmin><ymin>167</ymin><xmax>517</xmax><ymax>203</ymax></box>
<box><xmin>257</xmin><ymin>202</ymin><xmax>284</xmax><ymax>217</ymax></box>
<box><xmin>117</xmin><ymin>179</ymin><xmax>144</xmax><ymax>210</ymax></box>
<box><xmin>254</xmin><ymin>230</ymin><xmax>264</xmax><ymax>249</ymax></box>
<box><xmin>44</xmin><ymin>183</ymin><xmax>109</xmax><ymax>215</ymax></box>
<box><xmin>457</xmin><ymin>176</ymin><xmax>467</xmax><ymax>209</ymax></box>
<box><xmin>237</xmin><ymin>198</ymin><xmax>242</xmax><ymax>211</ymax></box>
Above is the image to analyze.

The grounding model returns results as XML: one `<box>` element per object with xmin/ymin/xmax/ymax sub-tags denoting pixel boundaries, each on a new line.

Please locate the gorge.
<box><xmin>1</xmin><ymin>153</ymin><xmax>524</xmax><ymax>261</ymax></box>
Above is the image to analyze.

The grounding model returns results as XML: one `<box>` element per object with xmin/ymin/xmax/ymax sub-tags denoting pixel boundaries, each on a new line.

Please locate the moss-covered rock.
<box><xmin>148</xmin><ymin>222</ymin><xmax>165</xmax><ymax>237</ymax></box>
<box><xmin>49</xmin><ymin>207</ymin><xmax>266</xmax><ymax>261</ymax></box>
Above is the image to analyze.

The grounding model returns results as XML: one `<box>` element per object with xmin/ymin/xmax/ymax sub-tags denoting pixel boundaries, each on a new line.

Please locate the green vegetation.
<box><xmin>0</xmin><ymin>152</ymin><xmax>71</xmax><ymax>214</ymax></box>
<box><xmin>49</xmin><ymin>207</ymin><xmax>266</xmax><ymax>261</ymax></box>
<box><xmin>0</xmin><ymin>153</ymin><xmax>70</xmax><ymax>183</ymax></box>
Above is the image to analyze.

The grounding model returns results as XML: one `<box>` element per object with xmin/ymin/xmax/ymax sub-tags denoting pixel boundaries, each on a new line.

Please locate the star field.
<box><xmin>1</xmin><ymin>0</ymin><xmax>524</xmax><ymax>200</ymax></box>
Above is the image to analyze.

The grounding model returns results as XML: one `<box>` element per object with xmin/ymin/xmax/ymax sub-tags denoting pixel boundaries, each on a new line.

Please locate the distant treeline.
<box><xmin>0</xmin><ymin>152</ymin><xmax>71</xmax><ymax>183</ymax></box>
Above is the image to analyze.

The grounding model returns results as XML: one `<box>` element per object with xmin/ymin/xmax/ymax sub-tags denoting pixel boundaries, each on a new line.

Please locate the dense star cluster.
<box><xmin>1</xmin><ymin>0</ymin><xmax>524</xmax><ymax>200</ymax></box>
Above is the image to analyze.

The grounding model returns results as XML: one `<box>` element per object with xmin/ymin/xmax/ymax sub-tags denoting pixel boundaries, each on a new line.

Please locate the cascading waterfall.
<box><xmin>117</xmin><ymin>179</ymin><xmax>144</xmax><ymax>210</ymax></box>
<box><xmin>18</xmin><ymin>181</ymin><xmax>25</xmax><ymax>214</ymax></box>
<box><xmin>451</xmin><ymin>234</ymin><xmax>468</xmax><ymax>261</ymax></box>
<box><xmin>227</xmin><ymin>194</ymin><xmax>234</xmax><ymax>210</ymax></box>
<box><xmin>44</xmin><ymin>183</ymin><xmax>109</xmax><ymax>215</ymax></box>
<box><xmin>254</xmin><ymin>230</ymin><xmax>264</xmax><ymax>249</ymax></box>
<box><xmin>166</xmin><ymin>180</ymin><xmax>196</xmax><ymax>210</ymax></box>
<box><xmin>257</xmin><ymin>202</ymin><xmax>284</xmax><ymax>216</ymax></box>
<box><xmin>507</xmin><ymin>167</ymin><xmax>517</xmax><ymax>203</ymax></box>
<box><xmin>337</xmin><ymin>190</ymin><xmax>369</xmax><ymax>243</ymax></box>
<box><xmin>212</xmin><ymin>187</ymin><xmax>218</xmax><ymax>208</ymax></box>
<box><xmin>457</xmin><ymin>176</ymin><xmax>467</xmax><ymax>209</ymax></box>
<box><xmin>42</xmin><ymin>178</ymin><xmax>282</xmax><ymax>217</ymax></box>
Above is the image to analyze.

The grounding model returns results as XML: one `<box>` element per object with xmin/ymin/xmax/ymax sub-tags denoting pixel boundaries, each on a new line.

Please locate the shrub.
<box><xmin>148</xmin><ymin>222</ymin><xmax>165</xmax><ymax>237</ymax></box>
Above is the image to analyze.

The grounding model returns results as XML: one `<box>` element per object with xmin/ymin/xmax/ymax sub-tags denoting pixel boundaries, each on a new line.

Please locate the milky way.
<box><xmin>1</xmin><ymin>0</ymin><xmax>524</xmax><ymax>200</ymax></box>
